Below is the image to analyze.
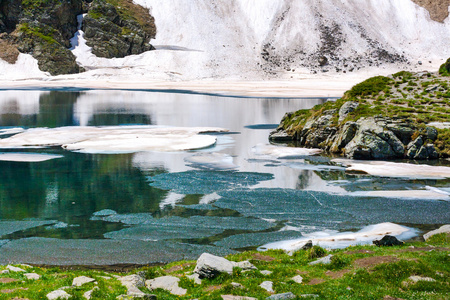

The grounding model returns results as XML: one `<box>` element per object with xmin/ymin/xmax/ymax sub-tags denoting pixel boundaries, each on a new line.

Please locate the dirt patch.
<box><xmin>0</xmin><ymin>39</ymin><xmax>19</xmax><ymax>64</ymax></box>
<box><xmin>354</xmin><ymin>256</ymin><xmax>399</xmax><ymax>268</ymax></box>
<box><xmin>411</xmin><ymin>0</ymin><xmax>450</xmax><ymax>22</ymax></box>
<box><xmin>0</xmin><ymin>278</ymin><xmax>18</xmax><ymax>283</ymax></box>
<box><xmin>205</xmin><ymin>285</ymin><xmax>223</xmax><ymax>292</ymax></box>
<box><xmin>398</xmin><ymin>247</ymin><xmax>450</xmax><ymax>253</ymax></box>
<box><xmin>325</xmin><ymin>269</ymin><xmax>350</xmax><ymax>279</ymax></box>
<box><xmin>1</xmin><ymin>287</ymin><xmax>28</xmax><ymax>293</ymax></box>
<box><xmin>344</xmin><ymin>249</ymin><xmax>375</xmax><ymax>255</ymax></box>
<box><xmin>251</xmin><ymin>253</ymin><xmax>275</xmax><ymax>262</ymax></box>
<box><xmin>164</xmin><ymin>263</ymin><xmax>194</xmax><ymax>274</ymax></box>
<box><xmin>307</xmin><ymin>278</ymin><xmax>325</xmax><ymax>285</ymax></box>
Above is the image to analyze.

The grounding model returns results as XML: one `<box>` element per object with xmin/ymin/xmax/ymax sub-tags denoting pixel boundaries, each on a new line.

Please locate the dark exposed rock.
<box><xmin>373</xmin><ymin>235</ymin><xmax>404</xmax><ymax>247</ymax></box>
<box><xmin>82</xmin><ymin>0</ymin><xmax>155</xmax><ymax>58</ymax></box>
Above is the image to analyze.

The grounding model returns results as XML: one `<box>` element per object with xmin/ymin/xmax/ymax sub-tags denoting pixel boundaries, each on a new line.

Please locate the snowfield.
<box><xmin>0</xmin><ymin>0</ymin><xmax>449</xmax><ymax>96</ymax></box>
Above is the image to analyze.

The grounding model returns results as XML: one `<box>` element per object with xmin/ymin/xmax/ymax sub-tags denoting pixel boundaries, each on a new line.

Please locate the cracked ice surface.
<box><xmin>0</xmin><ymin>126</ymin><xmax>227</xmax><ymax>153</ymax></box>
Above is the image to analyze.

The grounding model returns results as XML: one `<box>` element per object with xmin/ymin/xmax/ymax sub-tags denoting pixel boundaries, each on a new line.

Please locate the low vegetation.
<box><xmin>0</xmin><ymin>234</ymin><xmax>448</xmax><ymax>299</ymax></box>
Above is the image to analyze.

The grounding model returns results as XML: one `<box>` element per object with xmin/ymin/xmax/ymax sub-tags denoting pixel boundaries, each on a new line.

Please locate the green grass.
<box><xmin>0</xmin><ymin>235</ymin><xmax>448</xmax><ymax>299</ymax></box>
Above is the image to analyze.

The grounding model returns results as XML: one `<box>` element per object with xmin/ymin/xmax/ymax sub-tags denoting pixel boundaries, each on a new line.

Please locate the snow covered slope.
<box><xmin>1</xmin><ymin>0</ymin><xmax>449</xmax><ymax>82</ymax></box>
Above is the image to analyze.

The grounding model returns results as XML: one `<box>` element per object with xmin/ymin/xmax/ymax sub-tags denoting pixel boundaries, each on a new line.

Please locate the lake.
<box><xmin>0</xmin><ymin>90</ymin><xmax>448</xmax><ymax>266</ymax></box>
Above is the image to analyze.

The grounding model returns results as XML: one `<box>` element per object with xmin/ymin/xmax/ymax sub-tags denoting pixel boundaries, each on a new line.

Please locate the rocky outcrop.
<box><xmin>411</xmin><ymin>0</ymin><xmax>450</xmax><ymax>23</ymax></box>
<box><xmin>271</xmin><ymin>113</ymin><xmax>441</xmax><ymax>160</ymax></box>
<box><xmin>0</xmin><ymin>0</ymin><xmax>155</xmax><ymax>74</ymax></box>
<box><xmin>82</xmin><ymin>0</ymin><xmax>155</xmax><ymax>58</ymax></box>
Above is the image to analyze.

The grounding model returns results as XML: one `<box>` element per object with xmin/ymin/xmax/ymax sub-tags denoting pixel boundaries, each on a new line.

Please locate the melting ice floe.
<box><xmin>0</xmin><ymin>152</ymin><xmax>64</xmax><ymax>162</ymax></box>
<box><xmin>0</xmin><ymin>128</ymin><xmax>25</xmax><ymax>137</ymax></box>
<box><xmin>185</xmin><ymin>153</ymin><xmax>238</xmax><ymax>170</ymax></box>
<box><xmin>0</xmin><ymin>126</ymin><xmax>228</xmax><ymax>153</ymax></box>
<box><xmin>259</xmin><ymin>222</ymin><xmax>418</xmax><ymax>251</ymax></box>
<box><xmin>251</xmin><ymin>144</ymin><xmax>323</xmax><ymax>158</ymax></box>
<box><xmin>351</xmin><ymin>190</ymin><xmax>450</xmax><ymax>201</ymax></box>
<box><xmin>334</xmin><ymin>159</ymin><xmax>450</xmax><ymax>179</ymax></box>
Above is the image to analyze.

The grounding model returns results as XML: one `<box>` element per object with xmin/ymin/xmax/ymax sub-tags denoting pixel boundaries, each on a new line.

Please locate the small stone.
<box><xmin>83</xmin><ymin>286</ymin><xmax>99</xmax><ymax>300</ymax></box>
<box><xmin>221</xmin><ymin>296</ymin><xmax>257</xmax><ymax>300</ymax></box>
<box><xmin>0</xmin><ymin>278</ymin><xmax>18</xmax><ymax>283</ymax></box>
<box><xmin>234</xmin><ymin>261</ymin><xmax>257</xmax><ymax>271</ymax></box>
<box><xmin>7</xmin><ymin>265</ymin><xmax>26</xmax><ymax>272</ymax></box>
<box><xmin>231</xmin><ymin>282</ymin><xmax>244</xmax><ymax>289</ymax></box>
<box><xmin>24</xmin><ymin>273</ymin><xmax>41</xmax><ymax>280</ymax></box>
<box><xmin>260</xmin><ymin>270</ymin><xmax>273</xmax><ymax>276</ymax></box>
<box><xmin>308</xmin><ymin>255</ymin><xmax>333</xmax><ymax>265</ymax></box>
<box><xmin>146</xmin><ymin>276</ymin><xmax>187</xmax><ymax>296</ymax></box>
<box><xmin>259</xmin><ymin>281</ymin><xmax>274</xmax><ymax>292</ymax></box>
<box><xmin>47</xmin><ymin>290</ymin><xmax>71</xmax><ymax>300</ymax></box>
<box><xmin>72</xmin><ymin>276</ymin><xmax>95</xmax><ymax>287</ymax></box>
<box><xmin>118</xmin><ymin>274</ymin><xmax>147</xmax><ymax>298</ymax></box>
<box><xmin>373</xmin><ymin>235</ymin><xmax>404</xmax><ymax>247</ymax></box>
<box><xmin>187</xmin><ymin>273</ymin><xmax>202</xmax><ymax>285</ymax></box>
<box><xmin>266</xmin><ymin>292</ymin><xmax>296</xmax><ymax>299</ymax></box>
<box><xmin>291</xmin><ymin>275</ymin><xmax>303</xmax><ymax>283</ymax></box>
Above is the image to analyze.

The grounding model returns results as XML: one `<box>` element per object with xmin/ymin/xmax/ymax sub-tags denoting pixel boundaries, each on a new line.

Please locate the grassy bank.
<box><xmin>1</xmin><ymin>234</ymin><xmax>448</xmax><ymax>299</ymax></box>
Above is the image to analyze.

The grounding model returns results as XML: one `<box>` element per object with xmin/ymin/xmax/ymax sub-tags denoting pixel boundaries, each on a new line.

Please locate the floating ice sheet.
<box><xmin>104</xmin><ymin>215</ymin><xmax>276</xmax><ymax>241</ymax></box>
<box><xmin>91</xmin><ymin>213</ymin><xmax>154</xmax><ymax>225</ymax></box>
<box><xmin>0</xmin><ymin>240</ymin><xmax>8</xmax><ymax>247</ymax></box>
<box><xmin>251</xmin><ymin>144</ymin><xmax>323</xmax><ymax>158</ymax></box>
<box><xmin>334</xmin><ymin>159</ymin><xmax>450</xmax><ymax>179</ymax></box>
<box><xmin>0</xmin><ymin>152</ymin><xmax>64</xmax><ymax>162</ymax></box>
<box><xmin>214</xmin><ymin>230</ymin><xmax>304</xmax><ymax>249</ymax></box>
<box><xmin>0</xmin><ymin>126</ymin><xmax>228</xmax><ymax>153</ymax></box>
<box><xmin>148</xmin><ymin>170</ymin><xmax>273</xmax><ymax>194</ymax></box>
<box><xmin>214</xmin><ymin>188</ymin><xmax>450</xmax><ymax>229</ymax></box>
<box><xmin>0</xmin><ymin>220</ymin><xmax>57</xmax><ymax>237</ymax></box>
<box><xmin>0</xmin><ymin>128</ymin><xmax>25</xmax><ymax>137</ymax></box>
<box><xmin>185</xmin><ymin>152</ymin><xmax>238</xmax><ymax>170</ymax></box>
<box><xmin>0</xmin><ymin>237</ymin><xmax>235</xmax><ymax>265</ymax></box>
<box><xmin>351</xmin><ymin>190</ymin><xmax>450</xmax><ymax>201</ymax></box>
<box><xmin>259</xmin><ymin>222</ymin><xmax>417</xmax><ymax>251</ymax></box>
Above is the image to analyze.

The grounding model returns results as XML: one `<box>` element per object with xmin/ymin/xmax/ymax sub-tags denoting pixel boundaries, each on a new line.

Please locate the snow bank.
<box><xmin>0</xmin><ymin>126</ymin><xmax>227</xmax><ymax>153</ymax></box>
<box><xmin>334</xmin><ymin>159</ymin><xmax>450</xmax><ymax>179</ymax></box>
<box><xmin>259</xmin><ymin>222</ymin><xmax>417</xmax><ymax>251</ymax></box>
<box><xmin>0</xmin><ymin>152</ymin><xmax>63</xmax><ymax>162</ymax></box>
<box><xmin>352</xmin><ymin>190</ymin><xmax>450</xmax><ymax>201</ymax></box>
<box><xmin>251</xmin><ymin>143</ymin><xmax>323</xmax><ymax>158</ymax></box>
<box><xmin>185</xmin><ymin>153</ymin><xmax>238</xmax><ymax>170</ymax></box>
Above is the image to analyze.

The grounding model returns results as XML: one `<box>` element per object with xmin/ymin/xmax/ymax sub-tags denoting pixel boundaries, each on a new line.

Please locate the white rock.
<box><xmin>221</xmin><ymin>295</ymin><xmax>257</xmax><ymax>300</ymax></box>
<box><xmin>308</xmin><ymin>255</ymin><xmax>333</xmax><ymax>265</ymax></box>
<box><xmin>7</xmin><ymin>265</ymin><xmax>26</xmax><ymax>272</ymax></box>
<box><xmin>231</xmin><ymin>282</ymin><xmax>244</xmax><ymax>289</ymax></box>
<box><xmin>424</xmin><ymin>225</ymin><xmax>450</xmax><ymax>241</ymax></box>
<box><xmin>118</xmin><ymin>274</ymin><xmax>149</xmax><ymax>298</ymax></box>
<box><xmin>291</xmin><ymin>275</ymin><xmax>303</xmax><ymax>283</ymax></box>
<box><xmin>47</xmin><ymin>290</ymin><xmax>71</xmax><ymax>300</ymax></box>
<box><xmin>72</xmin><ymin>276</ymin><xmax>96</xmax><ymax>287</ymax></box>
<box><xmin>194</xmin><ymin>253</ymin><xmax>235</xmax><ymax>278</ymax></box>
<box><xmin>260</xmin><ymin>270</ymin><xmax>272</xmax><ymax>276</ymax></box>
<box><xmin>146</xmin><ymin>276</ymin><xmax>187</xmax><ymax>296</ymax></box>
<box><xmin>24</xmin><ymin>273</ymin><xmax>41</xmax><ymax>280</ymax></box>
<box><xmin>0</xmin><ymin>270</ymin><xmax>10</xmax><ymax>274</ymax></box>
<box><xmin>408</xmin><ymin>275</ymin><xmax>436</xmax><ymax>283</ymax></box>
<box><xmin>83</xmin><ymin>286</ymin><xmax>99</xmax><ymax>300</ymax></box>
<box><xmin>233</xmin><ymin>260</ymin><xmax>257</xmax><ymax>271</ymax></box>
<box><xmin>259</xmin><ymin>281</ymin><xmax>274</xmax><ymax>292</ymax></box>
<box><xmin>186</xmin><ymin>273</ymin><xmax>202</xmax><ymax>285</ymax></box>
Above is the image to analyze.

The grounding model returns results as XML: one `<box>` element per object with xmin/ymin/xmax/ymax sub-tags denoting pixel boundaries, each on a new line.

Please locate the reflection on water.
<box><xmin>0</xmin><ymin>90</ymin><xmax>448</xmax><ymax>265</ymax></box>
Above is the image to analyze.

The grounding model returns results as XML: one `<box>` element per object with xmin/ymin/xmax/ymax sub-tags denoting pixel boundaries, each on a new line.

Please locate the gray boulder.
<box><xmin>266</xmin><ymin>292</ymin><xmax>296</xmax><ymax>299</ymax></box>
<box><xmin>146</xmin><ymin>276</ymin><xmax>187</xmax><ymax>296</ymax></box>
<box><xmin>309</xmin><ymin>255</ymin><xmax>333</xmax><ymax>265</ymax></box>
<box><xmin>423</xmin><ymin>225</ymin><xmax>450</xmax><ymax>240</ymax></box>
<box><xmin>194</xmin><ymin>253</ymin><xmax>235</xmax><ymax>278</ymax></box>
<box><xmin>338</xmin><ymin>101</ymin><xmax>359</xmax><ymax>123</ymax></box>
<box><xmin>47</xmin><ymin>290</ymin><xmax>71</xmax><ymax>300</ymax></box>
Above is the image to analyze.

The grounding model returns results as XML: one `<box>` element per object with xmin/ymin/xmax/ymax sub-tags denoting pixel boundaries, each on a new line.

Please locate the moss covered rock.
<box><xmin>439</xmin><ymin>57</ymin><xmax>450</xmax><ymax>76</ymax></box>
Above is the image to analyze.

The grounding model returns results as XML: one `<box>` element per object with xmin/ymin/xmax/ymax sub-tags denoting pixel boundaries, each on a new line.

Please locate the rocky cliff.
<box><xmin>270</xmin><ymin>61</ymin><xmax>450</xmax><ymax>160</ymax></box>
<box><xmin>0</xmin><ymin>0</ymin><xmax>155</xmax><ymax>75</ymax></box>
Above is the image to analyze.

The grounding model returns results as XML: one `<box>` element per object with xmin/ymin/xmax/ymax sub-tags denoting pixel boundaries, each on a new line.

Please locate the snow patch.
<box><xmin>259</xmin><ymin>222</ymin><xmax>417</xmax><ymax>251</ymax></box>
<box><xmin>0</xmin><ymin>152</ymin><xmax>63</xmax><ymax>162</ymax></box>
<box><xmin>251</xmin><ymin>144</ymin><xmax>323</xmax><ymax>158</ymax></box>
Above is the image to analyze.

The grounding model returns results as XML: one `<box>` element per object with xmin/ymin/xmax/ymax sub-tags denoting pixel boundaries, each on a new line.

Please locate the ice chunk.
<box><xmin>185</xmin><ymin>153</ymin><xmax>238</xmax><ymax>170</ymax></box>
<box><xmin>104</xmin><ymin>215</ymin><xmax>275</xmax><ymax>241</ymax></box>
<box><xmin>0</xmin><ymin>220</ymin><xmax>57</xmax><ymax>237</ymax></box>
<box><xmin>251</xmin><ymin>144</ymin><xmax>322</xmax><ymax>158</ymax></box>
<box><xmin>92</xmin><ymin>213</ymin><xmax>154</xmax><ymax>225</ymax></box>
<box><xmin>352</xmin><ymin>190</ymin><xmax>450</xmax><ymax>201</ymax></box>
<box><xmin>0</xmin><ymin>128</ymin><xmax>25</xmax><ymax>137</ymax></box>
<box><xmin>0</xmin><ymin>237</ymin><xmax>235</xmax><ymax>265</ymax></box>
<box><xmin>334</xmin><ymin>159</ymin><xmax>450</xmax><ymax>179</ymax></box>
<box><xmin>92</xmin><ymin>209</ymin><xmax>117</xmax><ymax>217</ymax></box>
<box><xmin>259</xmin><ymin>223</ymin><xmax>417</xmax><ymax>251</ymax></box>
<box><xmin>0</xmin><ymin>152</ymin><xmax>63</xmax><ymax>162</ymax></box>
<box><xmin>0</xmin><ymin>126</ymin><xmax>228</xmax><ymax>153</ymax></box>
